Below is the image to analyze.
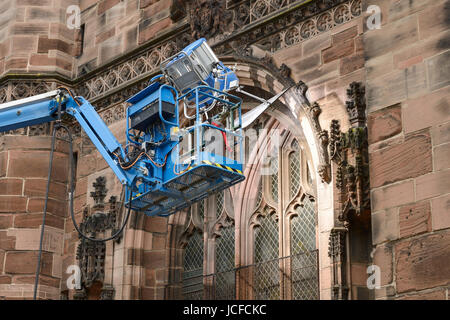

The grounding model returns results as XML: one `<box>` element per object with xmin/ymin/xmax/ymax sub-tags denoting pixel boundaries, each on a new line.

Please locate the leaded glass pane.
<box><xmin>289</xmin><ymin>148</ymin><xmax>301</xmax><ymax>200</ymax></box>
<box><xmin>198</xmin><ymin>199</ymin><xmax>205</xmax><ymax>221</ymax></box>
<box><xmin>254</xmin><ymin>179</ymin><xmax>263</xmax><ymax>210</ymax></box>
<box><xmin>182</xmin><ymin>232</ymin><xmax>204</xmax><ymax>300</ymax></box>
<box><xmin>291</xmin><ymin>251</ymin><xmax>319</xmax><ymax>300</ymax></box>
<box><xmin>254</xmin><ymin>214</ymin><xmax>278</xmax><ymax>262</ymax></box>
<box><xmin>215</xmin><ymin>226</ymin><xmax>235</xmax><ymax>299</ymax></box>
<box><xmin>253</xmin><ymin>213</ymin><xmax>279</xmax><ymax>299</ymax></box>
<box><xmin>291</xmin><ymin>197</ymin><xmax>316</xmax><ymax>254</ymax></box>
<box><xmin>253</xmin><ymin>258</ymin><xmax>281</xmax><ymax>300</ymax></box>
<box><xmin>290</xmin><ymin>197</ymin><xmax>318</xmax><ymax>300</ymax></box>
<box><xmin>216</xmin><ymin>191</ymin><xmax>224</xmax><ymax>218</ymax></box>
<box><xmin>270</xmin><ymin>156</ymin><xmax>278</xmax><ymax>203</ymax></box>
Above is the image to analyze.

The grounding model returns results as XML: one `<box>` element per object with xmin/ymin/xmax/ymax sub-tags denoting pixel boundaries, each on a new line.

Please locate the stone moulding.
<box><xmin>74</xmin><ymin>176</ymin><xmax>120</xmax><ymax>300</ymax></box>
<box><xmin>0</xmin><ymin>0</ymin><xmax>361</xmax><ymax>113</ymax></box>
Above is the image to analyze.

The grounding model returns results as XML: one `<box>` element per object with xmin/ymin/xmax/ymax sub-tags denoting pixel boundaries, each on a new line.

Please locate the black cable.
<box><xmin>59</xmin><ymin>123</ymin><xmax>133</xmax><ymax>243</ymax></box>
<box><xmin>33</xmin><ymin>124</ymin><xmax>57</xmax><ymax>300</ymax></box>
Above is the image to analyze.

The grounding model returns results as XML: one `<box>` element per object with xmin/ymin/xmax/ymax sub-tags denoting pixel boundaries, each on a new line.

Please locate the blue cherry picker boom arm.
<box><xmin>0</xmin><ymin>38</ymin><xmax>288</xmax><ymax>218</ymax></box>
<box><xmin>0</xmin><ymin>38</ymin><xmax>249</xmax><ymax>218</ymax></box>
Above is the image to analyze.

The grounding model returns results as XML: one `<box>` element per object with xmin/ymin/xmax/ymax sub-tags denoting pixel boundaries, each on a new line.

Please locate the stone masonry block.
<box><xmin>367</xmin><ymin>103</ymin><xmax>402</xmax><ymax>144</ymax></box>
<box><xmin>372</xmin><ymin>208</ymin><xmax>399</xmax><ymax>245</ymax></box>
<box><xmin>431</xmin><ymin>194</ymin><xmax>450</xmax><ymax>231</ymax></box>
<box><xmin>371</xmin><ymin>180</ymin><xmax>415</xmax><ymax>212</ymax></box>
<box><xmin>426</xmin><ymin>50</ymin><xmax>450</xmax><ymax>92</ymax></box>
<box><xmin>5</xmin><ymin>251</ymin><xmax>53</xmax><ymax>276</ymax></box>
<box><xmin>369</xmin><ymin>129</ymin><xmax>432</xmax><ymax>188</ymax></box>
<box><xmin>434</xmin><ymin>143</ymin><xmax>450</xmax><ymax>171</ymax></box>
<box><xmin>399</xmin><ymin>201</ymin><xmax>432</xmax><ymax>238</ymax></box>
<box><xmin>364</xmin><ymin>15</ymin><xmax>418</xmax><ymax>60</ymax></box>
<box><xmin>415</xmin><ymin>169</ymin><xmax>450</xmax><ymax>201</ymax></box>
<box><xmin>403</xmin><ymin>86</ymin><xmax>450</xmax><ymax>134</ymax></box>
<box><xmin>395</xmin><ymin>231</ymin><xmax>450</xmax><ymax>293</ymax></box>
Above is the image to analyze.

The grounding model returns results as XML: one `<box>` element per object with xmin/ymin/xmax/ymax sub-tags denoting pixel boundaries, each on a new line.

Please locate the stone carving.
<box><xmin>74</xmin><ymin>176</ymin><xmax>120</xmax><ymax>300</ymax></box>
<box><xmin>329</xmin><ymin>82</ymin><xmax>370</xmax><ymax>225</ymax></box>
<box><xmin>190</xmin><ymin>0</ymin><xmax>231</xmax><ymax>39</ymax></box>
<box><xmin>288</xmin><ymin>82</ymin><xmax>331</xmax><ymax>184</ymax></box>
<box><xmin>346</xmin><ymin>81</ymin><xmax>366</xmax><ymax>127</ymax></box>
<box><xmin>328</xmin><ymin>227</ymin><xmax>349</xmax><ymax>300</ymax></box>
<box><xmin>214</xmin><ymin>0</ymin><xmax>361</xmax><ymax>54</ymax></box>
<box><xmin>1</xmin><ymin>1</ymin><xmax>362</xmax><ymax>122</ymax></box>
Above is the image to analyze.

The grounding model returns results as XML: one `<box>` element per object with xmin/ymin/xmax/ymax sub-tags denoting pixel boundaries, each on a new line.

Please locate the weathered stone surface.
<box><xmin>144</xmin><ymin>216</ymin><xmax>167</xmax><ymax>233</ymax></box>
<box><xmin>0</xmin><ymin>231</ymin><xmax>15</xmax><ymax>250</ymax></box>
<box><xmin>432</xmin><ymin>121</ymin><xmax>450</xmax><ymax>146</ymax></box>
<box><xmin>415</xmin><ymin>170</ymin><xmax>450</xmax><ymax>201</ymax></box>
<box><xmin>332</xmin><ymin>25</ymin><xmax>358</xmax><ymax>44</ymax></box>
<box><xmin>366</xmin><ymin>53</ymin><xmax>394</xmax><ymax>81</ymax></box>
<box><xmin>95</xmin><ymin>27</ymin><xmax>115</xmax><ymax>45</ymax></box>
<box><xmin>14</xmin><ymin>213</ymin><xmax>64</xmax><ymax>229</ymax></box>
<box><xmin>364</xmin><ymin>15</ymin><xmax>418</xmax><ymax>60</ymax></box>
<box><xmin>7</xmin><ymin>151</ymin><xmax>68</xmax><ymax>183</ymax></box>
<box><xmin>434</xmin><ymin>143</ymin><xmax>450</xmax><ymax>171</ymax></box>
<box><xmin>368</xmin><ymin>104</ymin><xmax>402</xmax><ymax>144</ymax></box>
<box><xmin>0</xmin><ymin>196</ymin><xmax>27</xmax><ymax>213</ymax></box>
<box><xmin>393</xmin><ymin>29</ymin><xmax>450</xmax><ymax>70</ymax></box>
<box><xmin>399</xmin><ymin>201</ymin><xmax>431</xmax><ymax>238</ymax></box>
<box><xmin>0</xmin><ymin>215</ymin><xmax>12</xmax><ymax>229</ymax></box>
<box><xmin>292</xmin><ymin>53</ymin><xmax>321</xmax><ymax>73</ymax></box>
<box><xmin>340</xmin><ymin>52</ymin><xmax>364</xmax><ymax>76</ymax></box>
<box><xmin>26</xmin><ymin>7</ymin><xmax>61</xmax><ymax>22</ymax></box>
<box><xmin>37</xmin><ymin>36</ymin><xmax>73</xmax><ymax>55</ymax></box>
<box><xmin>398</xmin><ymin>289</ymin><xmax>446</xmax><ymax>300</ymax></box>
<box><xmin>29</xmin><ymin>54</ymin><xmax>72</xmax><ymax>71</ymax></box>
<box><xmin>396</xmin><ymin>231</ymin><xmax>450</xmax><ymax>293</ymax></box>
<box><xmin>24</xmin><ymin>179</ymin><xmax>66</xmax><ymax>200</ymax></box>
<box><xmin>366</xmin><ymin>70</ymin><xmax>406</xmax><ymax>112</ymax></box>
<box><xmin>4</xmin><ymin>57</ymin><xmax>28</xmax><ymax>71</ymax></box>
<box><xmin>0</xmin><ymin>179</ymin><xmax>23</xmax><ymax>196</ymax></box>
<box><xmin>98</xmin><ymin>0</ymin><xmax>121</xmax><ymax>16</ymax></box>
<box><xmin>27</xmin><ymin>198</ymin><xmax>67</xmax><ymax>217</ymax></box>
<box><xmin>5</xmin><ymin>251</ymin><xmax>53</xmax><ymax>276</ymax></box>
<box><xmin>373</xmin><ymin>244</ymin><xmax>393</xmax><ymax>285</ymax></box>
<box><xmin>426</xmin><ymin>50</ymin><xmax>450</xmax><ymax>92</ymax></box>
<box><xmin>431</xmin><ymin>194</ymin><xmax>450</xmax><ymax>231</ymax></box>
<box><xmin>372</xmin><ymin>208</ymin><xmax>399</xmax><ymax>245</ymax></box>
<box><xmin>403</xmin><ymin>86</ymin><xmax>450</xmax><ymax>134</ymax></box>
<box><xmin>322</xmin><ymin>39</ymin><xmax>355</xmax><ymax>64</ymax></box>
<box><xmin>0</xmin><ymin>152</ymin><xmax>6</xmax><ymax>177</ymax></box>
<box><xmin>10</xmin><ymin>23</ymin><xmax>49</xmax><ymax>35</ymax></box>
<box><xmin>138</xmin><ymin>17</ymin><xmax>171</xmax><ymax>44</ymax></box>
<box><xmin>418</xmin><ymin>1</ymin><xmax>449</xmax><ymax>40</ymax></box>
<box><xmin>143</xmin><ymin>251</ymin><xmax>165</xmax><ymax>270</ymax></box>
<box><xmin>371</xmin><ymin>180</ymin><xmax>415</xmax><ymax>212</ymax></box>
<box><xmin>152</xmin><ymin>234</ymin><xmax>165</xmax><ymax>250</ymax></box>
<box><xmin>370</xmin><ymin>130</ymin><xmax>432</xmax><ymax>188</ymax></box>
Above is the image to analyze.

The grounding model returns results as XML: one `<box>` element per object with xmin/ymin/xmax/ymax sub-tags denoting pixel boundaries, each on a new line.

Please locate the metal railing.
<box><xmin>177</xmin><ymin>250</ymin><xmax>319</xmax><ymax>300</ymax></box>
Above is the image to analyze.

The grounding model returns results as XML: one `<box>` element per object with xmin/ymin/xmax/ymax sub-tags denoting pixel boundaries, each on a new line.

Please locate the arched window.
<box><xmin>182</xmin><ymin>230</ymin><xmax>204</xmax><ymax>300</ymax></box>
<box><xmin>181</xmin><ymin>206</ymin><xmax>205</xmax><ymax>300</ymax></box>
<box><xmin>248</xmin><ymin>132</ymin><xmax>318</xmax><ymax>300</ymax></box>
<box><xmin>178</xmin><ymin>120</ymin><xmax>319</xmax><ymax>300</ymax></box>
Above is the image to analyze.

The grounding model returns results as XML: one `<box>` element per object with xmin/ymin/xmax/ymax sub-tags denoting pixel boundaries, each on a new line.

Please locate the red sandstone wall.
<box><xmin>364</xmin><ymin>0</ymin><xmax>450</xmax><ymax>300</ymax></box>
<box><xmin>0</xmin><ymin>0</ymin><xmax>80</xmax><ymax>78</ymax></box>
<box><xmin>0</xmin><ymin>135</ymin><xmax>69</xmax><ymax>299</ymax></box>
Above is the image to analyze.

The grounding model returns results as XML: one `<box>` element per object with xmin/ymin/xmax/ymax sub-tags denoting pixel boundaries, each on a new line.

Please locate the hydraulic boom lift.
<box><xmin>0</xmin><ymin>38</ymin><xmax>287</xmax><ymax>227</ymax></box>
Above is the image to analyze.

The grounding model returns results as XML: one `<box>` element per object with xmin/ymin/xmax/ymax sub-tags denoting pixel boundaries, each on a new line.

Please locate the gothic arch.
<box><xmin>217</xmin><ymin>58</ymin><xmax>335</xmax><ymax>286</ymax></box>
<box><xmin>164</xmin><ymin>55</ymin><xmax>338</xmax><ymax>298</ymax></box>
